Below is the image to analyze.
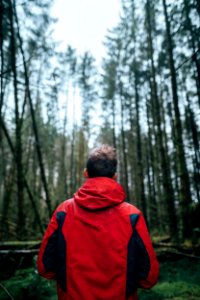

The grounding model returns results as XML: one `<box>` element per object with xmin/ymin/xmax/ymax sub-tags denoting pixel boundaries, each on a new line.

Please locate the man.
<box><xmin>37</xmin><ymin>145</ymin><xmax>159</xmax><ymax>300</ymax></box>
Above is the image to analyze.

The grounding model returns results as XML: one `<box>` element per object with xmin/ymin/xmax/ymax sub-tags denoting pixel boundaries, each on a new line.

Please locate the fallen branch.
<box><xmin>153</xmin><ymin>242</ymin><xmax>186</xmax><ymax>249</ymax></box>
<box><xmin>0</xmin><ymin>283</ymin><xmax>15</xmax><ymax>300</ymax></box>
<box><xmin>0</xmin><ymin>241</ymin><xmax>41</xmax><ymax>250</ymax></box>
<box><xmin>157</xmin><ymin>249</ymin><xmax>200</xmax><ymax>260</ymax></box>
<box><xmin>0</xmin><ymin>249</ymin><xmax>39</xmax><ymax>254</ymax></box>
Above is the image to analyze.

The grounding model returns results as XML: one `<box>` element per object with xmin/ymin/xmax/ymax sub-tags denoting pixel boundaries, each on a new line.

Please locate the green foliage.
<box><xmin>0</xmin><ymin>268</ymin><xmax>56</xmax><ymax>300</ymax></box>
<box><xmin>140</xmin><ymin>282</ymin><xmax>200</xmax><ymax>300</ymax></box>
<box><xmin>139</xmin><ymin>258</ymin><xmax>200</xmax><ymax>300</ymax></box>
<box><xmin>0</xmin><ymin>258</ymin><xmax>199</xmax><ymax>300</ymax></box>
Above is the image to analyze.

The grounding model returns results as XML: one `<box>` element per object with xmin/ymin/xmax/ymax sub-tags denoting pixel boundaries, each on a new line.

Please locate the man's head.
<box><xmin>85</xmin><ymin>145</ymin><xmax>117</xmax><ymax>178</ymax></box>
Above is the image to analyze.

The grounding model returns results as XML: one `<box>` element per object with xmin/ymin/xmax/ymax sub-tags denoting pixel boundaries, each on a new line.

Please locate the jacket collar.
<box><xmin>74</xmin><ymin>177</ymin><xmax>126</xmax><ymax>210</ymax></box>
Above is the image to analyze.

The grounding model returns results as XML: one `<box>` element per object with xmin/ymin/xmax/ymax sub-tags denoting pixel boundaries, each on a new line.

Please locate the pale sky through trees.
<box><xmin>50</xmin><ymin>0</ymin><xmax>122</xmax><ymax>135</ymax></box>
<box><xmin>51</xmin><ymin>0</ymin><xmax>121</xmax><ymax>63</ymax></box>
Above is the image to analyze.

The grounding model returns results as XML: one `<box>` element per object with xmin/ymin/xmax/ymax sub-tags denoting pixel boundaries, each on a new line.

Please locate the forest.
<box><xmin>0</xmin><ymin>0</ymin><xmax>200</xmax><ymax>299</ymax></box>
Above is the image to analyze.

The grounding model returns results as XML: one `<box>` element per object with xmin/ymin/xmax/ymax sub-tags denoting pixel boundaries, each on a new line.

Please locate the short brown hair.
<box><xmin>86</xmin><ymin>145</ymin><xmax>117</xmax><ymax>178</ymax></box>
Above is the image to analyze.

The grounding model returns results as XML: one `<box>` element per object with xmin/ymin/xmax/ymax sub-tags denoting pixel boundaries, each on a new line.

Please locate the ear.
<box><xmin>84</xmin><ymin>168</ymin><xmax>89</xmax><ymax>178</ymax></box>
<box><xmin>112</xmin><ymin>173</ymin><xmax>117</xmax><ymax>180</ymax></box>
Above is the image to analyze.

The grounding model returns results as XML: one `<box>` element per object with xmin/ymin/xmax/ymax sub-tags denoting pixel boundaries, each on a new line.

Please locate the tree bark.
<box><xmin>111</xmin><ymin>96</ymin><xmax>117</xmax><ymax>149</ymax></box>
<box><xmin>183</xmin><ymin>0</ymin><xmax>200</xmax><ymax>107</ymax></box>
<box><xmin>119</xmin><ymin>81</ymin><xmax>130</xmax><ymax>202</ymax></box>
<box><xmin>13</xmin><ymin>2</ymin><xmax>52</xmax><ymax>218</ymax></box>
<box><xmin>162</xmin><ymin>0</ymin><xmax>192</xmax><ymax>239</ymax></box>
<box><xmin>8</xmin><ymin>0</ymin><xmax>25</xmax><ymax>238</ymax></box>
<box><xmin>146</xmin><ymin>0</ymin><xmax>177</xmax><ymax>238</ymax></box>
<box><xmin>134</xmin><ymin>69</ymin><xmax>147</xmax><ymax>220</ymax></box>
<box><xmin>146</xmin><ymin>99</ymin><xmax>159</xmax><ymax>229</ymax></box>
<box><xmin>186</xmin><ymin>93</ymin><xmax>200</xmax><ymax>202</ymax></box>
<box><xmin>1</xmin><ymin>118</ymin><xmax>44</xmax><ymax>234</ymax></box>
<box><xmin>0</xmin><ymin>0</ymin><xmax>4</xmax><ymax>115</ymax></box>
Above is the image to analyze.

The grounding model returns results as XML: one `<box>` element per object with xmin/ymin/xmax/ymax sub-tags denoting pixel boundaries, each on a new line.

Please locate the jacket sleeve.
<box><xmin>134</xmin><ymin>213</ymin><xmax>159</xmax><ymax>289</ymax></box>
<box><xmin>37</xmin><ymin>210</ymin><xmax>58</xmax><ymax>280</ymax></box>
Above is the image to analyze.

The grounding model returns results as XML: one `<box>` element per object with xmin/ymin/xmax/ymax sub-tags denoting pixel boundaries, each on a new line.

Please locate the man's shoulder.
<box><xmin>117</xmin><ymin>201</ymin><xmax>141</xmax><ymax>216</ymax></box>
<box><xmin>55</xmin><ymin>198</ymin><xmax>74</xmax><ymax>213</ymax></box>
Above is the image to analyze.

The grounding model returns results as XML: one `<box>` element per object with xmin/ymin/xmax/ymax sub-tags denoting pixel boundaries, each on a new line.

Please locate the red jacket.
<box><xmin>37</xmin><ymin>177</ymin><xmax>159</xmax><ymax>300</ymax></box>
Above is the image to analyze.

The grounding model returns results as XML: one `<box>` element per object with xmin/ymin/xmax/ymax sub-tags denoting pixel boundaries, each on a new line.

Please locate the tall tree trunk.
<box><xmin>58</xmin><ymin>99</ymin><xmax>68</xmax><ymax>200</ymax></box>
<box><xmin>0</xmin><ymin>162</ymin><xmax>15</xmax><ymax>239</ymax></box>
<box><xmin>111</xmin><ymin>96</ymin><xmax>117</xmax><ymax>148</ymax></box>
<box><xmin>134</xmin><ymin>70</ymin><xmax>147</xmax><ymax>220</ymax></box>
<box><xmin>1</xmin><ymin>118</ymin><xmax>44</xmax><ymax>234</ymax></box>
<box><xmin>128</xmin><ymin>1</ymin><xmax>147</xmax><ymax>217</ymax></box>
<box><xmin>128</xmin><ymin>96</ymin><xmax>138</xmax><ymax>205</ymax></box>
<box><xmin>8</xmin><ymin>0</ymin><xmax>25</xmax><ymax>238</ymax></box>
<box><xmin>146</xmin><ymin>0</ymin><xmax>177</xmax><ymax>238</ymax></box>
<box><xmin>167</xmin><ymin>101</ymin><xmax>180</xmax><ymax>204</ymax></box>
<box><xmin>13</xmin><ymin>2</ymin><xmax>52</xmax><ymax>218</ymax></box>
<box><xmin>70</xmin><ymin>85</ymin><xmax>76</xmax><ymax>195</ymax></box>
<box><xmin>186</xmin><ymin>93</ymin><xmax>200</xmax><ymax>202</ymax></box>
<box><xmin>0</xmin><ymin>0</ymin><xmax>4</xmax><ymax>115</ymax></box>
<box><xmin>162</xmin><ymin>0</ymin><xmax>192</xmax><ymax>239</ymax></box>
<box><xmin>149</xmin><ymin>84</ymin><xmax>165</xmax><ymax>232</ymax></box>
<box><xmin>146</xmin><ymin>99</ymin><xmax>159</xmax><ymax>229</ymax></box>
<box><xmin>183</xmin><ymin>0</ymin><xmax>200</xmax><ymax>107</ymax></box>
<box><xmin>77</xmin><ymin>130</ymin><xmax>86</xmax><ymax>188</ymax></box>
<box><xmin>119</xmin><ymin>81</ymin><xmax>130</xmax><ymax>202</ymax></box>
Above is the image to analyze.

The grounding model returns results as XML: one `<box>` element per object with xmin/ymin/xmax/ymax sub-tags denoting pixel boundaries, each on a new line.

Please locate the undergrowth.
<box><xmin>139</xmin><ymin>257</ymin><xmax>200</xmax><ymax>299</ymax></box>
<box><xmin>0</xmin><ymin>257</ymin><xmax>199</xmax><ymax>299</ymax></box>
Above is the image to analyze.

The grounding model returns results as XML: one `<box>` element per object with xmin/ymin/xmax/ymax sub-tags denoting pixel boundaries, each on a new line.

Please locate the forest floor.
<box><xmin>0</xmin><ymin>256</ymin><xmax>199</xmax><ymax>300</ymax></box>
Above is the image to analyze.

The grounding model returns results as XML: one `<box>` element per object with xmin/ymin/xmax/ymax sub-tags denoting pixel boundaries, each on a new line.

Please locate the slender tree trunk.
<box><xmin>70</xmin><ymin>85</ymin><xmax>76</xmax><ymax>195</ymax></box>
<box><xmin>184</xmin><ymin>0</ymin><xmax>200</xmax><ymax>107</ymax></box>
<box><xmin>111</xmin><ymin>96</ymin><xmax>116</xmax><ymax>148</ymax></box>
<box><xmin>134</xmin><ymin>70</ymin><xmax>147</xmax><ymax>220</ymax></box>
<box><xmin>24</xmin><ymin>180</ymin><xmax>44</xmax><ymax>234</ymax></box>
<box><xmin>162</xmin><ymin>0</ymin><xmax>192</xmax><ymax>239</ymax></box>
<box><xmin>186</xmin><ymin>93</ymin><xmax>200</xmax><ymax>202</ymax></box>
<box><xmin>119</xmin><ymin>81</ymin><xmax>130</xmax><ymax>202</ymax></box>
<box><xmin>0</xmin><ymin>0</ymin><xmax>4</xmax><ymax>115</ymax></box>
<box><xmin>129</xmin><ymin>5</ymin><xmax>147</xmax><ymax>217</ymax></box>
<box><xmin>1</xmin><ymin>118</ymin><xmax>44</xmax><ymax>234</ymax></box>
<box><xmin>0</xmin><ymin>0</ymin><xmax>4</xmax><ymax>205</ymax></box>
<box><xmin>146</xmin><ymin>99</ymin><xmax>159</xmax><ymax>229</ymax></box>
<box><xmin>58</xmin><ymin>98</ymin><xmax>68</xmax><ymax>199</ymax></box>
<box><xmin>8</xmin><ymin>0</ymin><xmax>25</xmax><ymax>238</ymax></box>
<box><xmin>13</xmin><ymin>3</ymin><xmax>52</xmax><ymax>218</ymax></box>
<box><xmin>128</xmin><ymin>95</ymin><xmax>138</xmax><ymax>204</ymax></box>
<box><xmin>146</xmin><ymin>0</ymin><xmax>177</xmax><ymax>238</ymax></box>
<box><xmin>77</xmin><ymin>130</ymin><xmax>86</xmax><ymax>188</ymax></box>
<box><xmin>167</xmin><ymin>101</ymin><xmax>180</xmax><ymax>203</ymax></box>
<box><xmin>149</xmin><ymin>85</ymin><xmax>164</xmax><ymax>232</ymax></box>
<box><xmin>0</xmin><ymin>163</ymin><xmax>15</xmax><ymax>239</ymax></box>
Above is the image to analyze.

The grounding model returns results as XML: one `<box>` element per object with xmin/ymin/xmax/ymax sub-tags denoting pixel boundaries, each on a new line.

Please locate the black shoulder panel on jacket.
<box><xmin>43</xmin><ymin>229</ymin><xmax>58</xmax><ymax>273</ymax></box>
<box><xmin>126</xmin><ymin>214</ymin><xmax>139</xmax><ymax>297</ymax></box>
<box><xmin>56</xmin><ymin>211</ymin><xmax>67</xmax><ymax>292</ymax></box>
<box><xmin>43</xmin><ymin>211</ymin><xmax>67</xmax><ymax>292</ymax></box>
<box><xmin>130</xmin><ymin>213</ymin><xmax>139</xmax><ymax>228</ymax></box>
<box><xmin>126</xmin><ymin>213</ymin><xmax>150</xmax><ymax>297</ymax></box>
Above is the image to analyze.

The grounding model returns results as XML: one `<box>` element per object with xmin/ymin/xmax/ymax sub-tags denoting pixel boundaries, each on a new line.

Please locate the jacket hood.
<box><xmin>74</xmin><ymin>177</ymin><xmax>126</xmax><ymax>210</ymax></box>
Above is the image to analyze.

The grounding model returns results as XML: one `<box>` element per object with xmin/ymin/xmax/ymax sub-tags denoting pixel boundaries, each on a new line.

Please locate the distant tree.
<box><xmin>162</xmin><ymin>0</ymin><xmax>192</xmax><ymax>239</ymax></box>
<box><xmin>78</xmin><ymin>51</ymin><xmax>97</xmax><ymax>140</ymax></box>
<box><xmin>185</xmin><ymin>93</ymin><xmax>200</xmax><ymax>202</ymax></box>
<box><xmin>145</xmin><ymin>0</ymin><xmax>177</xmax><ymax>238</ymax></box>
<box><xmin>8</xmin><ymin>0</ymin><xmax>25</xmax><ymax>238</ymax></box>
<box><xmin>101</xmin><ymin>50</ymin><xmax>118</xmax><ymax>148</ymax></box>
